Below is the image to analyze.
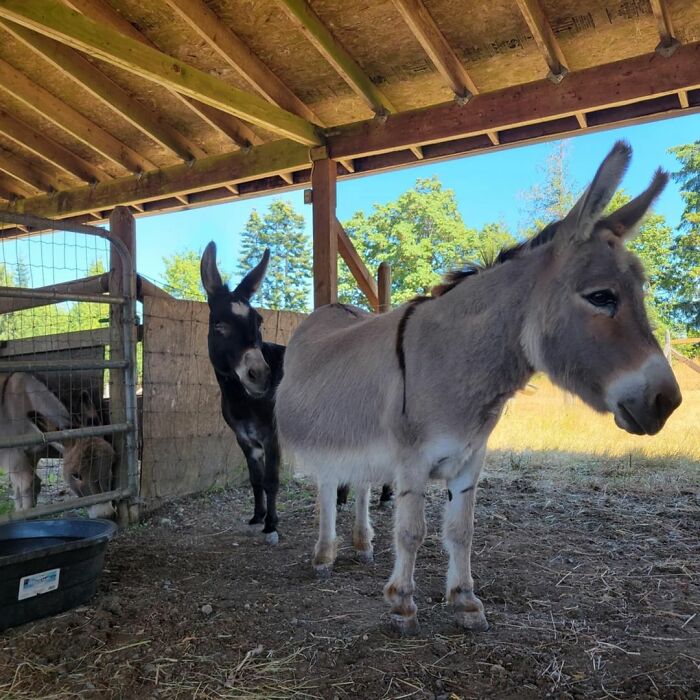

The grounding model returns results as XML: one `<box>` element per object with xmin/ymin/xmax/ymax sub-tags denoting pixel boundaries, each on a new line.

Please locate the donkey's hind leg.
<box><xmin>353</xmin><ymin>484</ymin><xmax>374</xmax><ymax>563</ymax></box>
<box><xmin>313</xmin><ymin>480</ymin><xmax>338</xmax><ymax>575</ymax></box>
<box><xmin>383</xmin><ymin>474</ymin><xmax>426</xmax><ymax>634</ymax></box>
<box><xmin>443</xmin><ymin>448</ymin><xmax>488</xmax><ymax>631</ymax></box>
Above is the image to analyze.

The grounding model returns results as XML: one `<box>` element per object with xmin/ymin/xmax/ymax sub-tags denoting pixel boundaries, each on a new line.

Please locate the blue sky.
<box><xmin>134</xmin><ymin>112</ymin><xmax>700</xmax><ymax>288</ymax></box>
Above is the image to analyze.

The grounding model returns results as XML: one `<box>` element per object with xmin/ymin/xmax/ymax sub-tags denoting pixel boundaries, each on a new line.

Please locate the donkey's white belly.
<box><xmin>290</xmin><ymin>433</ymin><xmax>478</xmax><ymax>485</ymax></box>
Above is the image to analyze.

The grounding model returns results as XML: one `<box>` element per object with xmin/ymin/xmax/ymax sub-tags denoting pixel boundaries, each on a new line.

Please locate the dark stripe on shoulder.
<box><xmin>396</xmin><ymin>296</ymin><xmax>431</xmax><ymax>414</ymax></box>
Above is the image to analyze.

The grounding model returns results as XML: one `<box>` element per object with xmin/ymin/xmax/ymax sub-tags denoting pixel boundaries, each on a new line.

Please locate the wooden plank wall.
<box><xmin>140</xmin><ymin>295</ymin><xmax>304</xmax><ymax>507</ymax></box>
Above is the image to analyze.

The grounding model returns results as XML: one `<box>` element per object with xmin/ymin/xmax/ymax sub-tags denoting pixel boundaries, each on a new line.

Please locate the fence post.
<box><xmin>664</xmin><ymin>329</ymin><xmax>671</xmax><ymax>360</ymax></box>
<box><xmin>378</xmin><ymin>262</ymin><xmax>391</xmax><ymax>313</ymax></box>
<box><xmin>109</xmin><ymin>206</ymin><xmax>138</xmax><ymax>526</ymax></box>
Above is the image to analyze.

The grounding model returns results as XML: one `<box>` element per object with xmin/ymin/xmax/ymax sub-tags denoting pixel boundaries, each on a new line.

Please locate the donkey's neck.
<box><xmin>411</xmin><ymin>248</ymin><xmax>546</xmax><ymax>432</ymax></box>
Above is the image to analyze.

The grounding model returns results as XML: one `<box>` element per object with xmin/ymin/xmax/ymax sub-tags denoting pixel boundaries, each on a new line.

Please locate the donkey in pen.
<box><xmin>275</xmin><ymin>142</ymin><xmax>682</xmax><ymax>633</ymax></box>
<box><xmin>201</xmin><ymin>244</ymin><xmax>285</xmax><ymax>544</ymax></box>
<box><xmin>201</xmin><ymin>245</ymin><xmax>392</xmax><ymax>544</ymax></box>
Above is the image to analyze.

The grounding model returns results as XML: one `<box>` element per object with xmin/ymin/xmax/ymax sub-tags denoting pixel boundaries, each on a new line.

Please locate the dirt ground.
<box><xmin>1</xmin><ymin>470</ymin><xmax>698</xmax><ymax>700</ymax></box>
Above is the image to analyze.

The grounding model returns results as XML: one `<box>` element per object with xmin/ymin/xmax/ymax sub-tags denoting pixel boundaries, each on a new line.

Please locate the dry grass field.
<box><xmin>486</xmin><ymin>359</ymin><xmax>700</xmax><ymax>492</ymax></box>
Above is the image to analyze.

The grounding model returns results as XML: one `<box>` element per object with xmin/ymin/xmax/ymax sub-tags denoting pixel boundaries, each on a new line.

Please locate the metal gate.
<box><xmin>0</xmin><ymin>211</ymin><xmax>138</xmax><ymax>524</ymax></box>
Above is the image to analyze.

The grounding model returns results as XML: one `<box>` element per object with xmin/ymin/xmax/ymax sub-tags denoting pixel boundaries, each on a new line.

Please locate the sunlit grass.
<box><xmin>486</xmin><ymin>360</ymin><xmax>699</xmax><ymax>491</ymax></box>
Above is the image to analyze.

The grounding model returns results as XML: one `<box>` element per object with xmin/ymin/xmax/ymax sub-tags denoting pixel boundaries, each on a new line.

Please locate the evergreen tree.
<box><xmin>668</xmin><ymin>142</ymin><xmax>700</xmax><ymax>333</ymax></box>
<box><xmin>238</xmin><ymin>200</ymin><xmax>311</xmax><ymax>312</ymax></box>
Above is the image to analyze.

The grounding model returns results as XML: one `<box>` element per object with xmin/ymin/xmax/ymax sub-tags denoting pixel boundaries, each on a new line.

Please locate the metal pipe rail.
<box><xmin>0</xmin><ymin>358</ymin><xmax>128</xmax><ymax>373</ymax></box>
<box><xmin>0</xmin><ymin>422</ymin><xmax>131</xmax><ymax>450</ymax></box>
<box><xmin>0</xmin><ymin>286</ymin><xmax>125</xmax><ymax>305</ymax></box>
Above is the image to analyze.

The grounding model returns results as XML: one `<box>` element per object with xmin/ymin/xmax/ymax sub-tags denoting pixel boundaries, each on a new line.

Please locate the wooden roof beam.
<box><xmin>650</xmin><ymin>0</ymin><xmax>680</xmax><ymax>56</ymax></box>
<box><xmin>63</xmin><ymin>0</ymin><xmax>261</xmax><ymax>150</ymax></box>
<box><xmin>0</xmin><ymin>107</ymin><xmax>109</xmax><ymax>183</ymax></box>
<box><xmin>277</xmin><ymin>0</ymin><xmax>421</xmax><ymax>159</ymax></box>
<box><xmin>0</xmin><ymin>0</ymin><xmax>322</xmax><ymax>146</ymax></box>
<box><xmin>515</xmin><ymin>0</ymin><xmax>568</xmax><ymax>82</ymax></box>
<box><xmin>0</xmin><ymin>58</ymin><xmax>153</xmax><ymax>173</ymax></box>
<box><xmin>0</xmin><ymin>146</ymin><xmax>68</xmax><ymax>193</ymax></box>
<box><xmin>1</xmin><ymin>21</ymin><xmax>206</xmax><ymax>162</ymax></box>
<box><xmin>335</xmin><ymin>217</ymin><xmax>378</xmax><ymax>310</ymax></box>
<box><xmin>392</xmin><ymin>0</ymin><xmax>499</xmax><ymax>145</ymax></box>
<box><xmin>0</xmin><ymin>171</ymin><xmax>34</xmax><ymax>199</ymax></box>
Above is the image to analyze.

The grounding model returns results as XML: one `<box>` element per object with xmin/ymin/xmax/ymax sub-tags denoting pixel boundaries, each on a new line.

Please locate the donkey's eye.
<box><xmin>215</xmin><ymin>322</ymin><xmax>231</xmax><ymax>337</ymax></box>
<box><xmin>583</xmin><ymin>290</ymin><xmax>618</xmax><ymax>313</ymax></box>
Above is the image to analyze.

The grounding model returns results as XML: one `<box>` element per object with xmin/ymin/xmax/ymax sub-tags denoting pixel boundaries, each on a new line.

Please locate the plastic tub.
<box><xmin>0</xmin><ymin>518</ymin><xmax>117</xmax><ymax>630</ymax></box>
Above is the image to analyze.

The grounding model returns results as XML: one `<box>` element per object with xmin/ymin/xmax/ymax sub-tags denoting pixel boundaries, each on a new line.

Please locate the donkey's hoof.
<box><xmin>390</xmin><ymin>613</ymin><xmax>420</xmax><ymax>636</ymax></box>
<box><xmin>356</xmin><ymin>549</ymin><xmax>374</xmax><ymax>564</ymax></box>
<box><xmin>265</xmin><ymin>531</ymin><xmax>279</xmax><ymax>546</ymax></box>
<box><xmin>313</xmin><ymin>563</ymin><xmax>333</xmax><ymax>579</ymax></box>
<box><xmin>455</xmin><ymin>610</ymin><xmax>489</xmax><ymax>632</ymax></box>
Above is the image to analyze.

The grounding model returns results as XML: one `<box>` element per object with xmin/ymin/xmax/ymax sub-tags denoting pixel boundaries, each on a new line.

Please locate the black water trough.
<box><xmin>0</xmin><ymin>518</ymin><xmax>117</xmax><ymax>630</ymax></box>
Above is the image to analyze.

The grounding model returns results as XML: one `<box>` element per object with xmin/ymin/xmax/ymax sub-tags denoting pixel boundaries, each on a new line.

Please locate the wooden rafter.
<box><xmin>515</xmin><ymin>0</ymin><xmax>568</xmax><ymax>80</ymax></box>
<box><xmin>392</xmin><ymin>0</ymin><xmax>499</xmax><ymax>145</ymax></box>
<box><xmin>165</xmin><ymin>0</ymin><xmax>356</xmax><ymax>171</ymax></box>
<box><xmin>0</xmin><ymin>145</ymin><xmax>68</xmax><ymax>192</ymax></box>
<box><xmin>2</xmin><ymin>20</ymin><xmax>206</xmax><ymax>162</ymax></box>
<box><xmin>0</xmin><ymin>171</ymin><xmax>35</xmax><ymax>199</ymax></box>
<box><xmin>0</xmin><ymin>58</ymin><xmax>153</xmax><ymax>173</ymax></box>
<box><xmin>63</xmin><ymin>0</ymin><xmax>261</xmax><ymax>150</ymax></box>
<box><xmin>650</xmin><ymin>0</ymin><xmax>680</xmax><ymax>55</ymax></box>
<box><xmin>277</xmin><ymin>0</ymin><xmax>422</xmax><ymax>159</ymax></box>
<box><xmin>0</xmin><ymin>107</ymin><xmax>109</xmax><ymax>183</ymax></box>
<box><xmin>0</xmin><ymin>0</ymin><xmax>322</xmax><ymax>146</ymax></box>
<box><xmin>165</xmin><ymin>0</ymin><xmax>321</xmax><ymax>125</ymax></box>
<box><xmin>335</xmin><ymin>217</ymin><xmax>378</xmax><ymax>310</ymax></box>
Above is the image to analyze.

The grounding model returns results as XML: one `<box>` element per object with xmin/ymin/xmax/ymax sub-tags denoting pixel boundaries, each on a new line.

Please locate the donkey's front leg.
<box><xmin>383</xmin><ymin>477</ymin><xmax>426</xmax><ymax>634</ymax></box>
<box><xmin>313</xmin><ymin>480</ymin><xmax>338</xmax><ymax>575</ymax></box>
<box><xmin>241</xmin><ymin>445</ymin><xmax>266</xmax><ymax>527</ymax></box>
<box><xmin>262</xmin><ymin>436</ymin><xmax>280</xmax><ymax>545</ymax></box>
<box><xmin>353</xmin><ymin>484</ymin><xmax>374</xmax><ymax>563</ymax></box>
<box><xmin>443</xmin><ymin>448</ymin><xmax>488</xmax><ymax>631</ymax></box>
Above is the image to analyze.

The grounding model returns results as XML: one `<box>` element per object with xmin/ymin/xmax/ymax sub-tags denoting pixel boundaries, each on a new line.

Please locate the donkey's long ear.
<box><xmin>560</xmin><ymin>141</ymin><xmax>632</xmax><ymax>244</ymax></box>
<box><xmin>234</xmin><ymin>248</ymin><xmax>270</xmax><ymax>300</ymax></box>
<box><xmin>200</xmin><ymin>241</ymin><xmax>224</xmax><ymax>297</ymax></box>
<box><xmin>597</xmin><ymin>169</ymin><xmax>669</xmax><ymax>241</ymax></box>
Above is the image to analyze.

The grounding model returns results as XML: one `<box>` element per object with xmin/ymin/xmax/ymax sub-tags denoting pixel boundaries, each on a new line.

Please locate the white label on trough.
<box><xmin>18</xmin><ymin>568</ymin><xmax>61</xmax><ymax>600</ymax></box>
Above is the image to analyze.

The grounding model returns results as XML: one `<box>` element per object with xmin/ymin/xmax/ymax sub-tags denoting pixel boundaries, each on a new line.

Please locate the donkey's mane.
<box><xmin>431</xmin><ymin>221</ymin><xmax>560</xmax><ymax>297</ymax></box>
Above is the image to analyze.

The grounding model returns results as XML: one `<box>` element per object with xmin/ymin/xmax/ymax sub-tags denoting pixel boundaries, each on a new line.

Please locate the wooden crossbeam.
<box><xmin>335</xmin><ymin>217</ymin><xmax>378</xmax><ymax>310</ymax></box>
<box><xmin>277</xmin><ymin>0</ymin><xmax>421</xmax><ymax>160</ymax></box>
<box><xmin>515</xmin><ymin>0</ymin><xmax>568</xmax><ymax>80</ymax></box>
<box><xmin>671</xmin><ymin>337</ymin><xmax>700</xmax><ymax>346</ymax></box>
<box><xmin>329</xmin><ymin>41</ymin><xmax>700</xmax><ymax>159</ymax></box>
<box><xmin>0</xmin><ymin>107</ymin><xmax>109</xmax><ymax>183</ymax></box>
<box><xmin>650</xmin><ymin>0</ymin><xmax>679</xmax><ymax>55</ymax></box>
<box><xmin>0</xmin><ymin>0</ymin><xmax>322</xmax><ymax>146</ymax></box>
<box><xmin>2</xmin><ymin>20</ymin><xmax>206</xmax><ymax>162</ymax></box>
<box><xmin>0</xmin><ymin>58</ymin><xmax>153</xmax><ymax>173</ymax></box>
<box><xmin>2</xmin><ymin>140</ymin><xmax>310</xmax><ymax>220</ymax></box>
<box><xmin>0</xmin><ymin>273</ymin><xmax>108</xmax><ymax>313</ymax></box>
<box><xmin>671</xmin><ymin>348</ymin><xmax>700</xmax><ymax>375</ymax></box>
<box><xmin>0</xmin><ymin>146</ymin><xmax>67</xmax><ymax>192</ymax></box>
<box><xmin>63</xmin><ymin>0</ymin><xmax>261</xmax><ymax>150</ymax></box>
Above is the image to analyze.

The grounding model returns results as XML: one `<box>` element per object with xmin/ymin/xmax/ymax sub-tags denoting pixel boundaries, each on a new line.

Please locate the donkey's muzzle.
<box><xmin>613</xmin><ymin>374</ymin><xmax>682</xmax><ymax>436</ymax></box>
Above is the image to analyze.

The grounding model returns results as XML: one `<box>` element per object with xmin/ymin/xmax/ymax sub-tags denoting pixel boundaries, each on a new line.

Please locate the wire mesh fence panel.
<box><xmin>0</xmin><ymin>214</ymin><xmax>137</xmax><ymax>521</ymax></box>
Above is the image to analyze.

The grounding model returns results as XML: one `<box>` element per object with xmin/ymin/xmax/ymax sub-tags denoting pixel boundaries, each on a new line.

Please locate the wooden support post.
<box><xmin>108</xmin><ymin>206</ymin><xmax>138</xmax><ymax>526</ymax></box>
<box><xmin>378</xmin><ymin>262</ymin><xmax>391</xmax><ymax>314</ymax></box>
<box><xmin>311</xmin><ymin>158</ymin><xmax>337</xmax><ymax>307</ymax></box>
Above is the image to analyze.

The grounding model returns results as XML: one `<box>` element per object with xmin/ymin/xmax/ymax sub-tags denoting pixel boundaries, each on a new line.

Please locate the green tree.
<box><xmin>668</xmin><ymin>142</ymin><xmax>700</xmax><ymax>333</ymax></box>
<box><xmin>476</xmin><ymin>222</ymin><xmax>518</xmax><ymax>266</ymax></box>
<box><xmin>238</xmin><ymin>200</ymin><xmax>311</xmax><ymax>312</ymax></box>
<box><xmin>162</xmin><ymin>249</ymin><xmax>207</xmax><ymax>301</ymax></box>
<box><xmin>338</xmin><ymin>177</ymin><xmax>481</xmax><ymax>306</ymax></box>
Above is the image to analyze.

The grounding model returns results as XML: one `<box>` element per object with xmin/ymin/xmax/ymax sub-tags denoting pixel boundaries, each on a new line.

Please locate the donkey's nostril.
<box><xmin>248</xmin><ymin>369</ymin><xmax>257</xmax><ymax>382</ymax></box>
<box><xmin>654</xmin><ymin>392</ymin><xmax>678</xmax><ymax>423</ymax></box>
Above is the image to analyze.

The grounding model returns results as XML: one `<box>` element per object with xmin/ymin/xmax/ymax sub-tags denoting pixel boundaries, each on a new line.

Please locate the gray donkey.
<box><xmin>275</xmin><ymin>142</ymin><xmax>682</xmax><ymax>634</ymax></box>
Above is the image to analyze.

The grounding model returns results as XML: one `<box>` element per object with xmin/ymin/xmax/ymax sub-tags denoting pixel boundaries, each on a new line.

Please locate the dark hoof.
<box><xmin>265</xmin><ymin>531</ymin><xmax>279</xmax><ymax>545</ymax></box>
<box><xmin>455</xmin><ymin>610</ymin><xmax>489</xmax><ymax>631</ymax></box>
<box><xmin>248</xmin><ymin>515</ymin><xmax>265</xmax><ymax>526</ymax></box>
<box><xmin>390</xmin><ymin>613</ymin><xmax>420</xmax><ymax>636</ymax></box>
